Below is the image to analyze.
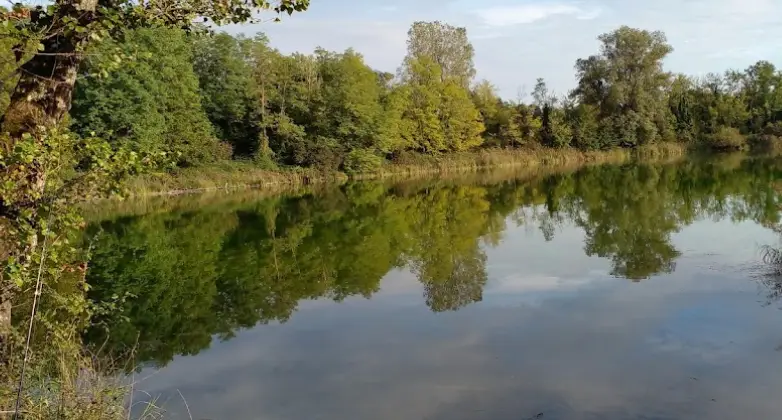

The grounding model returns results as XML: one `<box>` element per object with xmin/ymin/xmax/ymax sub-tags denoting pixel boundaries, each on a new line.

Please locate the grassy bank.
<box><xmin>124</xmin><ymin>160</ymin><xmax>347</xmax><ymax>197</ymax></box>
<box><xmin>124</xmin><ymin>143</ymin><xmax>688</xmax><ymax>197</ymax></box>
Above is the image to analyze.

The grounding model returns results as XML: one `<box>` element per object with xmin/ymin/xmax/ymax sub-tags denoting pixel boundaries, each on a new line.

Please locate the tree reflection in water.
<box><xmin>83</xmin><ymin>157</ymin><xmax>782</xmax><ymax>368</ymax></box>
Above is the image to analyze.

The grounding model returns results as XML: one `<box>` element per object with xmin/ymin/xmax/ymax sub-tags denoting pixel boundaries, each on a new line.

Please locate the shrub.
<box><xmin>747</xmin><ymin>122</ymin><xmax>782</xmax><ymax>153</ymax></box>
<box><xmin>763</xmin><ymin>121</ymin><xmax>782</xmax><ymax>137</ymax></box>
<box><xmin>213</xmin><ymin>141</ymin><xmax>234</xmax><ymax>161</ymax></box>
<box><xmin>252</xmin><ymin>146</ymin><xmax>279</xmax><ymax>170</ymax></box>
<box><xmin>750</xmin><ymin>134</ymin><xmax>782</xmax><ymax>153</ymax></box>
<box><xmin>303</xmin><ymin>140</ymin><xmax>344</xmax><ymax>171</ymax></box>
<box><xmin>343</xmin><ymin>149</ymin><xmax>383</xmax><ymax>175</ymax></box>
<box><xmin>707</xmin><ymin>126</ymin><xmax>747</xmax><ymax>151</ymax></box>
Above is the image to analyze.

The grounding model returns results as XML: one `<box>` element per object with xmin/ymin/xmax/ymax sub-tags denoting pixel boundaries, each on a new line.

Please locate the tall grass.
<box><xmin>0</xmin><ymin>245</ymin><xmax>161</xmax><ymax>420</ymax></box>
<box><xmin>125</xmin><ymin>160</ymin><xmax>347</xmax><ymax>197</ymax></box>
<box><xmin>373</xmin><ymin>147</ymin><xmax>632</xmax><ymax>178</ymax></box>
<box><xmin>1</xmin><ymin>337</ymin><xmax>162</xmax><ymax>420</ymax></box>
<box><xmin>124</xmin><ymin>143</ymin><xmax>688</xmax><ymax>197</ymax></box>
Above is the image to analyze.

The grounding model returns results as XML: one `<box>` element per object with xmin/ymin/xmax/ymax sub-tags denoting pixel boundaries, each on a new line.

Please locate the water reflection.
<box><xmin>85</xmin><ymin>157</ymin><xmax>782</xmax><ymax>372</ymax></box>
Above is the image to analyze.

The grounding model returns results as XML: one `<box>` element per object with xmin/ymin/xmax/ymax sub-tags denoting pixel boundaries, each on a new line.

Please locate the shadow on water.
<box><xmin>81</xmin><ymin>156</ymin><xmax>782</xmax><ymax>371</ymax></box>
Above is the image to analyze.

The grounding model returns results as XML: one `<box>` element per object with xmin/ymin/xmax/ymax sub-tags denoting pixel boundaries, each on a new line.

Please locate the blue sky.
<box><xmin>232</xmin><ymin>0</ymin><xmax>782</xmax><ymax>99</ymax></box>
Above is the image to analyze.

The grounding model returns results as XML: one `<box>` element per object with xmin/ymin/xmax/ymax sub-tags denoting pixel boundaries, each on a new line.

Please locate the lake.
<box><xmin>85</xmin><ymin>156</ymin><xmax>782</xmax><ymax>420</ymax></box>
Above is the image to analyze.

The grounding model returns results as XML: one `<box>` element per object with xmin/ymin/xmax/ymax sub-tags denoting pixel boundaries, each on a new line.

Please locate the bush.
<box><xmin>752</xmin><ymin>122</ymin><xmax>782</xmax><ymax>152</ymax></box>
<box><xmin>287</xmin><ymin>136</ymin><xmax>344</xmax><ymax>171</ymax></box>
<box><xmin>764</xmin><ymin>121</ymin><xmax>782</xmax><ymax>137</ymax></box>
<box><xmin>750</xmin><ymin>134</ymin><xmax>782</xmax><ymax>153</ymax></box>
<box><xmin>707</xmin><ymin>126</ymin><xmax>747</xmax><ymax>151</ymax></box>
<box><xmin>389</xmin><ymin>150</ymin><xmax>420</xmax><ymax>165</ymax></box>
<box><xmin>302</xmin><ymin>140</ymin><xmax>344</xmax><ymax>171</ymax></box>
<box><xmin>343</xmin><ymin>149</ymin><xmax>383</xmax><ymax>175</ymax></box>
<box><xmin>214</xmin><ymin>141</ymin><xmax>234</xmax><ymax>161</ymax></box>
<box><xmin>252</xmin><ymin>148</ymin><xmax>279</xmax><ymax>170</ymax></box>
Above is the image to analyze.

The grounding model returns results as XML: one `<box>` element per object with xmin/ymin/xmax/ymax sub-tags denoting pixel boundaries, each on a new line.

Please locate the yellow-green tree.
<box><xmin>400</xmin><ymin>57</ymin><xmax>484</xmax><ymax>153</ymax></box>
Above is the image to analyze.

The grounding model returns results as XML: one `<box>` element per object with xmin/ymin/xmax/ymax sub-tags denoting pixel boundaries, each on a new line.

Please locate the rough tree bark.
<box><xmin>1</xmin><ymin>0</ymin><xmax>97</xmax><ymax>142</ymax></box>
<box><xmin>0</xmin><ymin>218</ymin><xmax>13</xmax><ymax>366</ymax></box>
<box><xmin>1</xmin><ymin>38</ymin><xmax>81</xmax><ymax>140</ymax></box>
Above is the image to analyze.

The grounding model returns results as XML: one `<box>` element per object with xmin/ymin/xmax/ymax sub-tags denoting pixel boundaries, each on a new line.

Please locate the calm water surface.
<box><xmin>86</xmin><ymin>157</ymin><xmax>782</xmax><ymax>420</ymax></box>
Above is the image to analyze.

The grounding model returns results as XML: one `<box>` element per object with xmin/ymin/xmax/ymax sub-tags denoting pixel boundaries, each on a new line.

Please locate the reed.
<box><xmin>123</xmin><ymin>144</ymin><xmax>688</xmax><ymax>197</ymax></box>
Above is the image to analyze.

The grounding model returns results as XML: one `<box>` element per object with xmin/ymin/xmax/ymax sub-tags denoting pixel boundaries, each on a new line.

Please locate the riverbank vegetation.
<box><xmin>4</xmin><ymin>16</ymin><xmax>782</xmax><ymax>195</ymax></box>
<box><xmin>125</xmin><ymin>143</ymin><xmax>687</xmax><ymax>195</ymax></box>
<box><xmin>2</xmin><ymin>0</ymin><xmax>782</xmax><ymax>415</ymax></box>
<box><xmin>58</xmin><ymin>22</ymin><xmax>782</xmax><ymax>187</ymax></box>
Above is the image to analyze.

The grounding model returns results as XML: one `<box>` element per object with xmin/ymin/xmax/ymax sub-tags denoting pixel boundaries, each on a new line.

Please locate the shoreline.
<box><xmin>123</xmin><ymin>144</ymin><xmax>688</xmax><ymax>197</ymax></box>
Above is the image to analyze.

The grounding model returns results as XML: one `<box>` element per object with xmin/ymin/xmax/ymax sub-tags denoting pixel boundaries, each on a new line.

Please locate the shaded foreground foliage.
<box><xmin>0</xmin><ymin>0</ymin><xmax>310</xmax><ymax>415</ymax></box>
<box><xmin>0</xmin><ymin>0</ymin><xmax>314</xmax><ymax>416</ymax></box>
<box><xmin>84</xmin><ymin>157</ymin><xmax>782</xmax><ymax>368</ymax></box>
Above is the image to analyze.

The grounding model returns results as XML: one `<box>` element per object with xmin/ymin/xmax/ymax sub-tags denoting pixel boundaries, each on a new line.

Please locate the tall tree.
<box><xmin>72</xmin><ymin>27</ymin><xmax>222</xmax><ymax>166</ymax></box>
<box><xmin>668</xmin><ymin>74</ymin><xmax>695</xmax><ymax>142</ymax></box>
<box><xmin>572</xmin><ymin>26</ymin><xmax>674</xmax><ymax>146</ymax></box>
<box><xmin>742</xmin><ymin>61</ymin><xmax>782</xmax><ymax>132</ymax></box>
<box><xmin>533</xmin><ymin>78</ymin><xmax>569</xmax><ymax>147</ymax></box>
<box><xmin>441</xmin><ymin>80</ymin><xmax>485</xmax><ymax>151</ymax></box>
<box><xmin>1</xmin><ymin>0</ymin><xmax>309</xmax><ymax>141</ymax></box>
<box><xmin>192</xmin><ymin>32</ymin><xmax>263</xmax><ymax>157</ymax></box>
<box><xmin>310</xmin><ymin>49</ymin><xmax>384</xmax><ymax>153</ymax></box>
<box><xmin>400</xmin><ymin>57</ymin><xmax>484</xmax><ymax>153</ymax></box>
<box><xmin>402</xmin><ymin>21</ymin><xmax>475</xmax><ymax>88</ymax></box>
<box><xmin>471</xmin><ymin>79</ymin><xmax>502</xmax><ymax>138</ymax></box>
<box><xmin>376</xmin><ymin>85</ymin><xmax>415</xmax><ymax>155</ymax></box>
<box><xmin>403</xmin><ymin>57</ymin><xmax>446</xmax><ymax>153</ymax></box>
<box><xmin>532</xmin><ymin>77</ymin><xmax>556</xmax><ymax>110</ymax></box>
<box><xmin>246</xmin><ymin>33</ymin><xmax>281</xmax><ymax>160</ymax></box>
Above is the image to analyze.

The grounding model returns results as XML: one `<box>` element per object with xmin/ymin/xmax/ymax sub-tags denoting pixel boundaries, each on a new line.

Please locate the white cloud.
<box><xmin>473</xmin><ymin>3</ymin><xmax>599</xmax><ymax>27</ymax></box>
<box><xmin>486</xmin><ymin>271</ymin><xmax>612</xmax><ymax>295</ymax></box>
<box><xmin>576</xmin><ymin>7</ymin><xmax>602</xmax><ymax>20</ymax></box>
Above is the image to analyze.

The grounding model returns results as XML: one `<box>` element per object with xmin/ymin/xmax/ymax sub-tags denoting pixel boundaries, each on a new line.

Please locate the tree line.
<box><xmin>84</xmin><ymin>157</ymin><xmax>782</xmax><ymax>367</ymax></box>
<box><xmin>16</xmin><ymin>22</ymin><xmax>772</xmax><ymax>173</ymax></box>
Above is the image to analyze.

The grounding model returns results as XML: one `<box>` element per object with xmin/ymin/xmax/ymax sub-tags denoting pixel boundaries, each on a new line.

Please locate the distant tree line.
<box><xmin>11</xmin><ymin>22</ymin><xmax>782</xmax><ymax>172</ymax></box>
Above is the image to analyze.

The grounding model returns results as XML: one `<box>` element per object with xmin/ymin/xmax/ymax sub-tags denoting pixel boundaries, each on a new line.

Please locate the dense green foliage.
<box><xmin>0</xmin><ymin>1</ymin><xmax>310</xmax><ymax>418</ymax></box>
<box><xmin>5</xmin><ymin>1</ymin><xmax>782</xmax><ymax>414</ymax></box>
<box><xmin>84</xmin><ymin>158</ymin><xmax>782</xmax><ymax>367</ymax></box>
<box><xmin>72</xmin><ymin>27</ymin><xmax>226</xmax><ymax>166</ymax></box>
<box><xmin>64</xmin><ymin>23</ymin><xmax>782</xmax><ymax>176</ymax></box>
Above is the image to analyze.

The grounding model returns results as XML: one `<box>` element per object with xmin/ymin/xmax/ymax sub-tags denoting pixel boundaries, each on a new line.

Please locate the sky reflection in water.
<box><xmin>87</xmin><ymin>158</ymin><xmax>782</xmax><ymax>420</ymax></box>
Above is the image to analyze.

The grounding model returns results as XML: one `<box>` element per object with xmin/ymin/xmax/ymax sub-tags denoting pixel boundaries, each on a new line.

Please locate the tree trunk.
<box><xmin>0</xmin><ymin>293</ymin><xmax>10</xmax><ymax>351</ymax></box>
<box><xmin>1</xmin><ymin>38</ymin><xmax>82</xmax><ymax>143</ymax></box>
<box><xmin>0</xmin><ymin>37</ymin><xmax>84</xmax><ymax>214</ymax></box>
<box><xmin>0</xmin><ymin>217</ymin><xmax>12</xmax><ymax>366</ymax></box>
<box><xmin>1</xmin><ymin>0</ymin><xmax>98</xmax><ymax>145</ymax></box>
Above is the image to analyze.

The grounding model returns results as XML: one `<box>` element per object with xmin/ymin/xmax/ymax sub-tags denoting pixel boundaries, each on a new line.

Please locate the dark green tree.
<box><xmin>572</xmin><ymin>26</ymin><xmax>674</xmax><ymax>147</ymax></box>
<box><xmin>73</xmin><ymin>27</ymin><xmax>224</xmax><ymax>166</ymax></box>
<box><xmin>192</xmin><ymin>32</ymin><xmax>263</xmax><ymax>157</ymax></box>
